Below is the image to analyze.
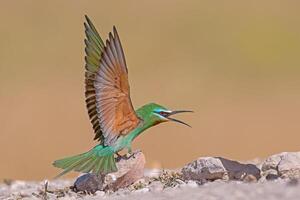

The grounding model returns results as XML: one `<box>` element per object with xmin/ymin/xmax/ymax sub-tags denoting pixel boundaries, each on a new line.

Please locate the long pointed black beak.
<box><xmin>166</xmin><ymin>110</ymin><xmax>193</xmax><ymax>128</ymax></box>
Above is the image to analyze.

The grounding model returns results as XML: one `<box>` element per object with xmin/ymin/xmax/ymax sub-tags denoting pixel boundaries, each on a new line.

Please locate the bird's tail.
<box><xmin>53</xmin><ymin>145</ymin><xmax>117</xmax><ymax>178</ymax></box>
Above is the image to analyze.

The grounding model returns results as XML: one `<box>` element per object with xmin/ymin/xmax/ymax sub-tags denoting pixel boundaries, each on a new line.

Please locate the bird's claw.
<box><xmin>115</xmin><ymin>153</ymin><xmax>128</xmax><ymax>162</ymax></box>
<box><xmin>127</xmin><ymin>149</ymin><xmax>141</xmax><ymax>159</ymax></box>
<box><xmin>115</xmin><ymin>149</ymin><xmax>141</xmax><ymax>161</ymax></box>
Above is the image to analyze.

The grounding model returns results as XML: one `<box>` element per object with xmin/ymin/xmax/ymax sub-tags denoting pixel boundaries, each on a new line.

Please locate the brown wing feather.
<box><xmin>95</xmin><ymin>26</ymin><xmax>140</xmax><ymax>146</ymax></box>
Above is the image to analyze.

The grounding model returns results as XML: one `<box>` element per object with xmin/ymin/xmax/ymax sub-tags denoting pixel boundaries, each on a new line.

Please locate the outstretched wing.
<box><xmin>84</xmin><ymin>15</ymin><xmax>105</xmax><ymax>143</ymax></box>
<box><xmin>84</xmin><ymin>16</ymin><xmax>140</xmax><ymax>146</ymax></box>
<box><xmin>95</xmin><ymin>26</ymin><xmax>140</xmax><ymax>146</ymax></box>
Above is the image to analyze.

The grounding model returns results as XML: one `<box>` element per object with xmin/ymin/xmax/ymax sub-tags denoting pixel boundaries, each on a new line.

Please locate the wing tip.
<box><xmin>85</xmin><ymin>15</ymin><xmax>91</xmax><ymax>23</ymax></box>
<box><xmin>109</xmin><ymin>32</ymin><xmax>114</xmax><ymax>41</ymax></box>
<box><xmin>84</xmin><ymin>15</ymin><xmax>95</xmax><ymax>32</ymax></box>
<box><xmin>113</xmin><ymin>26</ymin><xmax>118</xmax><ymax>37</ymax></box>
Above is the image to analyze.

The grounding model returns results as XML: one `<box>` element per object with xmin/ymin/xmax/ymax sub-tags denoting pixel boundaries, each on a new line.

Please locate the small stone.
<box><xmin>106</xmin><ymin>174</ymin><xmax>117</xmax><ymax>182</ymax></box>
<box><xmin>266</xmin><ymin>174</ymin><xmax>280</xmax><ymax>181</ymax></box>
<box><xmin>262</xmin><ymin>169</ymin><xmax>278</xmax><ymax>176</ymax></box>
<box><xmin>186</xmin><ymin>181</ymin><xmax>198</xmax><ymax>188</ymax></box>
<box><xmin>148</xmin><ymin>181</ymin><xmax>164</xmax><ymax>192</ymax></box>
<box><xmin>73</xmin><ymin>173</ymin><xmax>104</xmax><ymax>193</ymax></box>
<box><xmin>243</xmin><ymin>174</ymin><xmax>257</xmax><ymax>183</ymax></box>
<box><xmin>182</xmin><ymin>157</ymin><xmax>226</xmax><ymax>181</ymax></box>
<box><xmin>95</xmin><ymin>191</ymin><xmax>105</xmax><ymax>196</ymax></box>
<box><xmin>134</xmin><ymin>188</ymin><xmax>149</xmax><ymax>193</ymax></box>
<box><xmin>175</xmin><ymin>179</ymin><xmax>185</xmax><ymax>185</ymax></box>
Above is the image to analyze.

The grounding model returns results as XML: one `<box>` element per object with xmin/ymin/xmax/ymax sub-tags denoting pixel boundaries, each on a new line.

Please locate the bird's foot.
<box><xmin>115</xmin><ymin>153</ymin><xmax>128</xmax><ymax>162</ymax></box>
<box><xmin>115</xmin><ymin>149</ymin><xmax>141</xmax><ymax>161</ymax></box>
<box><xmin>127</xmin><ymin>149</ymin><xmax>141</xmax><ymax>159</ymax></box>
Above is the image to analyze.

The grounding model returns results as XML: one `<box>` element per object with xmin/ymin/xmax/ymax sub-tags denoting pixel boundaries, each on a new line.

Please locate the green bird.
<box><xmin>53</xmin><ymin>16</ymin><xmax>192</xmax><ymax>177</ymax></box>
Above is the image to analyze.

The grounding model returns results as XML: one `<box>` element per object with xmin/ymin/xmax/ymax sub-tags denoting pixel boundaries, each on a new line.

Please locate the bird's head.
<box><xmin>137</xmin><ymin>103</ymin><xmax>192</xmax><ymax>127</ymax></box>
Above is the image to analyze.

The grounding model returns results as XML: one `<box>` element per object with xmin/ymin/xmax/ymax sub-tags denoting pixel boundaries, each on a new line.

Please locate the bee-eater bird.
<box><xmin>53</xmin><ymin>16</ymin><xmax>192</xmax><ymax>177</ymax></box>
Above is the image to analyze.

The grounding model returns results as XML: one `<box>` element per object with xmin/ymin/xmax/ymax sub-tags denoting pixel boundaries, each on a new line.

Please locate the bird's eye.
<box><xmin>159</xmin><ymin>111</ymin><xmax>167</xmax><ymax>117</ymax></box>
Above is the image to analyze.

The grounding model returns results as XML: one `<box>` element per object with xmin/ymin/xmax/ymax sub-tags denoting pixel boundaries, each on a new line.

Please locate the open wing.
<box><xmin>95</xmin><ymin>26</ymin><xmax>140</xmax><ymax>146</ymax></box>
<box><xmin>84</xmin><ymin>16</ymin><xmax>140</xmax><ymax>146</ymax></box>
<box><xmin>84</xmin><ymin>16</ymin><xmax>105</xmax><ymax>143</ymax></box>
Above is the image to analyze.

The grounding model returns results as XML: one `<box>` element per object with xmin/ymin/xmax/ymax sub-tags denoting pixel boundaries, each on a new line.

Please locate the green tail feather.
<box><xmin>53</xmin><ymin>145</ymin><xmax>117</xmax><ymax>178</ymax></box>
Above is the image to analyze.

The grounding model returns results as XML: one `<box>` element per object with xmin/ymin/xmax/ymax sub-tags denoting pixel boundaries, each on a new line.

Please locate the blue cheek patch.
<box><xmin>153</xmin><ymin>108</ymin><xmax>163</xmax><ymax>113</ymax></box>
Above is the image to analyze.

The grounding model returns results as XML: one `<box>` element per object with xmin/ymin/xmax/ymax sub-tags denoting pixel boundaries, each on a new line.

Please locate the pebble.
<box><xmin>134</xmin><ymin>188</ymin><xmax>149</xmax><ymax>193</ymax></box>
<box><xmin>186</xmin><ymin>181</ymin><xmax>198</xmax><ymax>188</ymax></box>
<box><xmin>95</xmin><ymin>191</ymin><xmax>105</xmax><ymax>196</ymax></box>
<box><xmin>148</xmin><ymin>181</ymin><xmax>164</xmax><ymax>192</ymax></box>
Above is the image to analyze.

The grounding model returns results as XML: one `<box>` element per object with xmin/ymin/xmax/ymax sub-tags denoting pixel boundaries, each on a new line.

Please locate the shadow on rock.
<box><xmin>216</xmin><ymin>157</ymin><xmax>261</xmax><ymax>180</ymax></box>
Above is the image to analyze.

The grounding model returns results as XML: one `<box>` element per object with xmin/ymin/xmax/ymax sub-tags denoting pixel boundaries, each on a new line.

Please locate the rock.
<box><xmin>108</xmin><ymin>151</ymin><xmax>146</xmax><ymax>191</ymax></box>
<box><xmin>182</xmin><ymin>157</ymin><xmax>226</xmax><ymax>181</ymax></box>
<box><xmin>72</xmin><ymin>173</ymin><xmax>105</xmax><ymax>193</ymax></box>
<box><xmin>182</xmin><ymin>157</ymin><xmax>261</xmax><ymax>182</ymax></box>
<box><xmin>262</xmin><ymin>154</ymin><xmax>282</xmax><ymax>171</ymax></box>
<box><xmin>262</xmin><ymin>152</ymin><xmax>300</xmax><ymax>179</ymax></box>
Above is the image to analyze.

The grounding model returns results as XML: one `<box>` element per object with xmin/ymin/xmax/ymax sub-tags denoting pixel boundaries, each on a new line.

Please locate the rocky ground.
<box><xmin>1</xmin><ymin>152</ymin><xmax>300</xmax><ymax>200</ymax></box>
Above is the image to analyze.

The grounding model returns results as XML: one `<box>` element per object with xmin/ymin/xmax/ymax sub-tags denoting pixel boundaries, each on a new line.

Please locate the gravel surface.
<box><xmin>110</xmin><ymin>180</ymin><xmax>300</xmax><ymax>200</ymax></box>
<box><xmin>2</xmin><ymin>152</ymin><xmax>300</xmax><ymax>199</ymax></box>
<box><xmin>1</xmin><ymin>178</ymin><xmax>299</xmax><ymax>200</ymax></box>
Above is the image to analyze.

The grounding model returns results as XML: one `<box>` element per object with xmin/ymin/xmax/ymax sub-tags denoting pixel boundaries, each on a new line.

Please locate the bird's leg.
<box><xmin>116</xmin><ymin>152</ymin><xmax>123</xmax><ymax>157</ymax></box>
<box><xmin>126</xmin><ymin>147</ymin><xmax>141</xmax><ymax>159</ymax></box>
<box><xmin>115</xmin><ymin>146</ymin><xmax>141</xmax><ymax>161</ymax></box>
<box><xmin>119</xmin><ymin>146</ymin><xmax>135</xmax><ymax>159</ymax></box>
<box><xmin>115</xmin><ymin>147</ymin><xmax>133</xmax><ymax>161</ymax></box>
<box><xmin>122</xmin><ymin>146</ymin><xmax>132</xmax><ymax>159</ymax></box>
<box><xmin>127</xmin><ymin>146</ymin><xmax>132</xmax><ymax>155</ymax></box>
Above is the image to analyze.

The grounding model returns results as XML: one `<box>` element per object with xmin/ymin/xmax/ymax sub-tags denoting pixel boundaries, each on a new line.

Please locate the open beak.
<box><xmin>165</xmin><ymin>110</ymin><xmax>193</xmax><ymax>127</ymax></box>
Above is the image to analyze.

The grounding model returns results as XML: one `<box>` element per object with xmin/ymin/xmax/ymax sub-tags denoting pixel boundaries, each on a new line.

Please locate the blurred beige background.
<box><xmin>0</xmin><ymin>1</ymin><xmax>300</xmax><ymax>180</ymax></box>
